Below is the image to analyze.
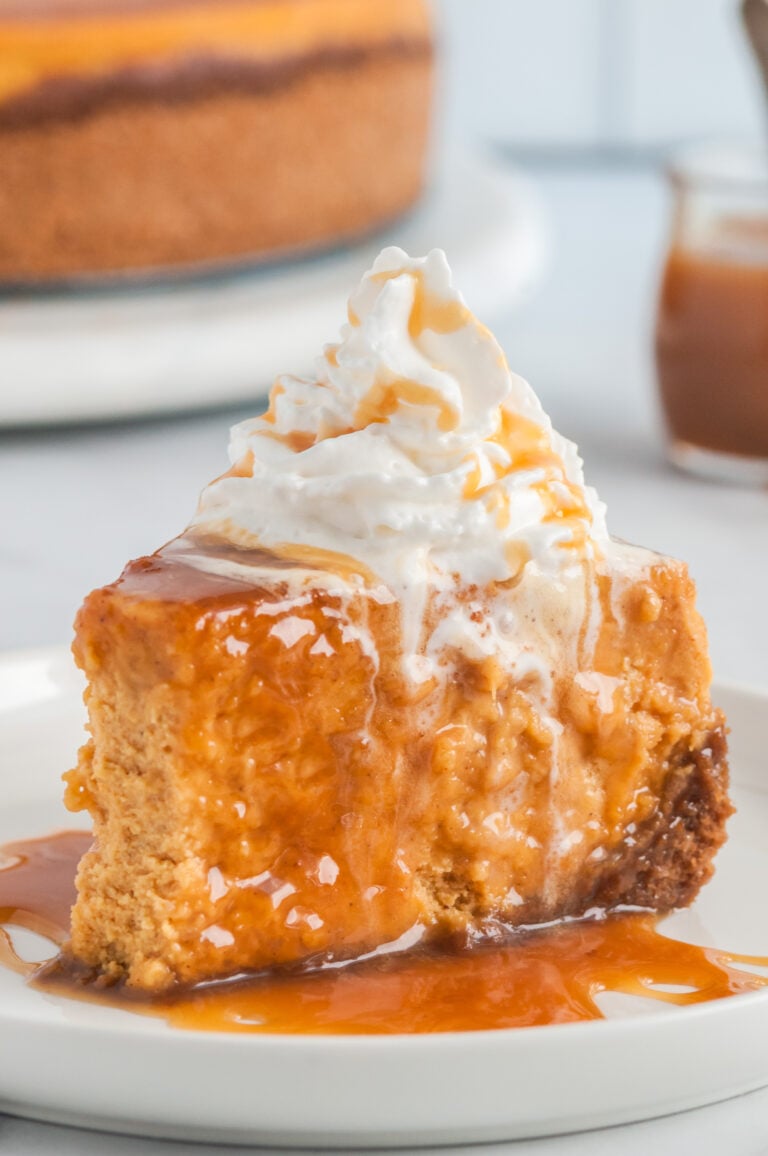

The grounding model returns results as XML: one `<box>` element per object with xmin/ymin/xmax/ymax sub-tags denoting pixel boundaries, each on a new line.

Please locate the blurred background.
<box><xmin>443</xmin><ymin>0</ymin><xmax>763</xmax><ymax>152</ymax></box>
<box><xmin>1</xmin><ymin>0</ymin><xmax>766</xmax><ymax>686</ymax></box>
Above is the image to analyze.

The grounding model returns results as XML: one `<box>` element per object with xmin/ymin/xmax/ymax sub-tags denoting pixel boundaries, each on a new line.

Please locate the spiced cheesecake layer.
<box><xmin>66</xmin><ymin>541</ymin><xmax>730</xmax><ymax>991</ymax></box>
<box><xmin>0</xmin><ymin>0</ymin><xmax>433</xmax><ymax>281</ymax></box>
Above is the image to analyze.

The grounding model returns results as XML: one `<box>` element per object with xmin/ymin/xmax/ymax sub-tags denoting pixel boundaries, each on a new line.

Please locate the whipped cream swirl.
<box><xmin>194</xmin><ymin>248</ymin><xmax>608</xmax><ymax>618</ymax></box>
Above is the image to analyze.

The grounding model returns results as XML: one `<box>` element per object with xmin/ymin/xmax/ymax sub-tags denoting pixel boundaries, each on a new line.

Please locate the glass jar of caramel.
<box><xmin>656</xmin><ymin>146</ymin><xmax>768</xmax><ymax>484</ymax></box>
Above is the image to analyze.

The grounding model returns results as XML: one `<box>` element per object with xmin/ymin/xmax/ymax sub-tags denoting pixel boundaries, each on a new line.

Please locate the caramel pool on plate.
<box><xmin>2</xmin><ymin>830</ymin><xmax>768</xmax><ymax>1035</ymax></box>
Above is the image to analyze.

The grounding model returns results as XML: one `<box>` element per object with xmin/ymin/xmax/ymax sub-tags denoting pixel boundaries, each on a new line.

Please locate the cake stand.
<box><xmin>0</xmin><ymin>152</ymin><xmax>548</xmax><ymax>427</ymax></box>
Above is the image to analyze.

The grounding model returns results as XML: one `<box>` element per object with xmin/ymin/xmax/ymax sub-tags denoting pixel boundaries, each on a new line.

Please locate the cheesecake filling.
<box><xmin>0</xmin><ymin>0</ymin><xmax>432</xmax><ymax>112</ymax></box>
<box><xmin>187</xmin><ymin>248</ymin><xmax>713</xmax><ymax>895</ymax></box>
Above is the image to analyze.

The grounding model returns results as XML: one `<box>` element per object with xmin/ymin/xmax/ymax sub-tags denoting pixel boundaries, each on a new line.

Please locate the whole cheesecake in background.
<box><xmin>65</xmin><ymin>249</ymin><xmax>731</xmax><ymax>991</ymax></box>
<box><xmin>0</xmin><ymin>0</ymin><xmax>433</xmax><ymax>282</ymax></box>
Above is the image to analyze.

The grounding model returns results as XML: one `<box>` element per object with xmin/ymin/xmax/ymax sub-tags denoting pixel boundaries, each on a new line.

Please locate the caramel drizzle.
<box><xmin>463</xmin><ymin>408</ymin><xmax>592</xmax><ymax>544</ymax></box>
<box><xmin>349</xmin><ymin>266</ymin><xmax>472</xmax><ymax>432</ymax></box>
<box><xmin>0</xmin><ymin>831</ymin><xmax>83</xmax><ymax>976</ymax></box>
<box><xmin>209</xmin><ymin>448</ymin><xmax>255</xmax><ymax>485</ymax></box>
<box><xmin>3</xmin><ymin>831</ymin><xmax>768</xmax><ymax>1036</ymax></box>
<box><xmin>354</xmin><ymin>378</ymin><xmax>458</xmax><ymax>433</ymax></box>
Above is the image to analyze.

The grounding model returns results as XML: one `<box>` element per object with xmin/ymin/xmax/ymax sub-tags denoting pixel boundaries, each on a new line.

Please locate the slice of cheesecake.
<box><xmin>65</xmin><ymin>249</ymin><xmax>731</xmax><ymax>991</ymax></box>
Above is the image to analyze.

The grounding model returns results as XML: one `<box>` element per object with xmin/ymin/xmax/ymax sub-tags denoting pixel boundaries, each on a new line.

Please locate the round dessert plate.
<box><xmin>1</xmin><ymin>647</ymin><xmax>767</xmax><ymax>1148</ymax></box>
<box><xmin>0</xmin><ymin>153</ymin><xmax>548</xmax><ymax>428</ymax></box>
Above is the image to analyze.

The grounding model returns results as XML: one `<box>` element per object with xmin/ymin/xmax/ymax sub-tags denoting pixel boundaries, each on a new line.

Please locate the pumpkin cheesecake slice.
<box><xmin>65</xmin><ymin>248</ymin><xmax>731</xmax><ymax>991</ymax></box>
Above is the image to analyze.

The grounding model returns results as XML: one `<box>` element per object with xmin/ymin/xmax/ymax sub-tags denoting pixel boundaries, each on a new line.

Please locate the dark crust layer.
<box><xmin>432</xmin><ymin>722</ymin><xmax>733</xmax><ymax>945</ymax></box>
<box><xmin>0</xmin><ymin>50</ymin><xmax>432</xmax><ymax>280</ymax></box>
<box><xmin>588</xmin><ymin>722</ymin><xmax>732</xmax><ymax>913</ymax></box>
<box><xmin>0</xmin><ymin>37</ymin><xmax>432</xmax><ymax>130</ymax></box>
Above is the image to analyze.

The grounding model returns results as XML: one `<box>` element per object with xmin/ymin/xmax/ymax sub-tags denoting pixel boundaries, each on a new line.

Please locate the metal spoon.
<box><xmin>742</xmin><ymin>0</ymin><xmax>768</xmax><ymax>102</ymax></box>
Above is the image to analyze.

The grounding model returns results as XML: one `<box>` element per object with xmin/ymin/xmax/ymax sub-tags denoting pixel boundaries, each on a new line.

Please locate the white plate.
<box><xmin>0</xmin><ymin>153</ymin><xmax>547</xmax><ymax>427</ymax></box>
<box><xmin>1</xmin><ymin>648</ymin><xmax>767</xmax><ymax>1149</ymax></box>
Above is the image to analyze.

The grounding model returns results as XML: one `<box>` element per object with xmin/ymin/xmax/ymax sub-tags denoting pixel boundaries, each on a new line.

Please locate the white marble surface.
<box><xmin>1</xmin><ymin>164</ymin><xmax>767</xmax><ymax>1153</ymax></box>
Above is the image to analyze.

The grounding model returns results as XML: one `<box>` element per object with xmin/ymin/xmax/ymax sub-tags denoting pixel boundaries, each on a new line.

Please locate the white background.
<box><xmin>441</xmin><ymin>0</ymin><xmax>765</xmax><ymax>149</ymax></box>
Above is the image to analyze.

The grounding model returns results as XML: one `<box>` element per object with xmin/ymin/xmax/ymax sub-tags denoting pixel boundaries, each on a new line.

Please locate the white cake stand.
<box><xmin>0</xmin><ymin>152</ymin><xmax>548</xmax><ymax>427</ymax></box>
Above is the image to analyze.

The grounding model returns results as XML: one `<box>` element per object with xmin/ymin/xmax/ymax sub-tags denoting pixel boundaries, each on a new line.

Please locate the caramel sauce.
<box><xmin>462</xmin><ymin>408</ymin><xmax>592</xmax><ymax>547</ymax></box>
<box><xmin>0</xmin><ymin>0</ymin><xmax>432</xmax><ymax>107</ymax></box>
<box><xmin>212</xmin><ymin>449</ymin><xmax>255</xmax><ymax>484</ymax></box>
<box><xmin>261</xmin><ymin>381</ymin><xmax>284</xmax><ymax>425</ymax></box>
<box><xmin>261</xmin><ymin>428</ymin><xmax>318</xmax><ymax>454</ymax></box>
<box><xmin>337</xmin><ymin>265</ymin><xmax>476</xmax><ymax>433</ymax></box>
<box><xmin>354</xmin><ymin>377</ymin><xmax>459</xmax><ymax>433</ymax></box>
<box><xmin>264</xmin><ymin>541</ymin><xmax>380</xmax><ymax>586</ymax></box>
<box><xmin>359</xmin><ymin>263</ymin><xmax>473</xmax><ymax>345</ymax></box>
<box><xmin>0</xmin><ymin>830</ymin><xmax>87</xmax><ymax>974</ymax></box>
<box><xmin>3</xmin><ymin>830</ymin><xmax>767</xmax><ymax>1035</ymax></box>
<box><xmin>161</xmin><ymin>532</ymin><xmax>380</xmax><ymax>591</ymax></box>
<box><xmin>657</xmin><ymin>239</ymin><xmax>768</xmax><ymax>458</ymax></box>
<box><xmin>406</xmin><ymin>284</ymin><xmax>471</xmax><ymax>342</ymax></box>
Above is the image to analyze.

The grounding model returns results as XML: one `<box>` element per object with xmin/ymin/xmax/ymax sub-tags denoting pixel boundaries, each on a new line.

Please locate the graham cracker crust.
<box><xmin>0</xmin><ymin>46</ymin><xmax>432</xmax><ymax>281</ymax></box>
<box><xmin>590</xmin><ymin>723</ymin><xmax>733</xmax><ymax>912</ymax></box>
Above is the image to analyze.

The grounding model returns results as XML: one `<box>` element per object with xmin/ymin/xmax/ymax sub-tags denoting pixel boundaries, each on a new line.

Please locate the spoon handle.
<box><xmin>743</xmin><ymin>0</ymin><xmax>768</xmax><ymax>101</ymax></box>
